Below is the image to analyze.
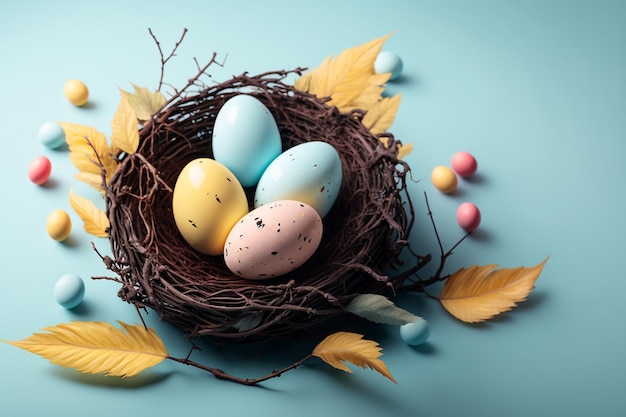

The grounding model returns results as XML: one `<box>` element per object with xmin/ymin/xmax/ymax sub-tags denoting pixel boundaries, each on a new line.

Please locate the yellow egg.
<box><xmin>63</xmin><ymin>79</ymin><xmax>89</xmax><ymax>106</ymax></box>
<box><xmin>46</xmin><ymin>209</ymin><xmax>72</xmax><ymax>241</ymax></box>
<box><xmin>431</xmin><ymin>165</ymin><xmax>458</xmax><ymax>194</ymax></box>
<box><xmin>172</xmin><ymin>158</ymin><xmax>249</xmax><ymax>255</ymax></box>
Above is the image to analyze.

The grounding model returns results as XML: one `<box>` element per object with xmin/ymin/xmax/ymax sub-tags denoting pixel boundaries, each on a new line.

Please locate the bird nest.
<box><xmin>102</xmin><ymin>68</ymin><xmax>427</xmax><ymax>342</ymax></box>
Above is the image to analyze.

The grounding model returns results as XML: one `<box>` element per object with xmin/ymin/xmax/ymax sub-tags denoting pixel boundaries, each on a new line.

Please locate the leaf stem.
<box><xmin>166</xmin><ymin>354</ymin><xmax>313</xmax><ymax>386</ymax></box>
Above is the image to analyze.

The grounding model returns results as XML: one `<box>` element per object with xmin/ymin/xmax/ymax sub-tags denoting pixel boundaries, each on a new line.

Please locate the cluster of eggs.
<box><xmin>27</xmin><ymin>79</ymin><xmax>91</xmax><ymax>310</ymax></box>
<box><xmin>172</xmin><ymin>94</ymin><xmax>343</xmax><ymax>280</ymax></box>
<box><xmin>431</xmin><ymin>151</ymin><xmax>482</xmax><ymax>233</ymax></box>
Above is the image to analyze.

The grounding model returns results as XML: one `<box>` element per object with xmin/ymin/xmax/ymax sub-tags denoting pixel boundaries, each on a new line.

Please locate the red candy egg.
<box><xmin>451</xmin><ymin>151</ymin><xmax>477</xmax><ymax>178</ymax></box>
<box><xmin>456</xmin><ymin>202</ymin><xmax>481</xmax><ymax>232</ymax></box>
<box><xmin>28</xmin><ymin>156</ymin><xmax>52</xmax><ymax>185</ymax></box>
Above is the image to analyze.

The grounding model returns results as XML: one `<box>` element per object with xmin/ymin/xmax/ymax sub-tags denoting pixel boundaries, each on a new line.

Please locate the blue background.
<box><xmin>1</xmin><ymin>1</ymin><xmax>625</xmax><ymax>416</ymax></box>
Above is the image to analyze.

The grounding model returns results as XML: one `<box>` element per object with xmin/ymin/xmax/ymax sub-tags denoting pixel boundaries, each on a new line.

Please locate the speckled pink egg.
<box><xmin>456</xmin><ymin>202</ymin><xmax>481</xmax><ymax>232</ymax></box>
<box><xmin>224</xmin><ymin>200</ymin><xmax>323</xmax><ymax>280</ymax></box>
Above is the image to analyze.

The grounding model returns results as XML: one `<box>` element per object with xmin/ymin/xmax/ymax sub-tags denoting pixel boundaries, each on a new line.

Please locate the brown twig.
<box><xmin>167</xmin><ymin>353</ymin><xmax>313</xmax><ymax>386</ymax></box>
<box><xmin>149</xmin><ymin>27</ymin><xmax>188</xmax><ymax>92</ymax></box>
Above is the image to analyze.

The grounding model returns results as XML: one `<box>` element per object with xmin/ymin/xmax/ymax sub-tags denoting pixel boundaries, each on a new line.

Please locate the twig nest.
<box><xmin>104</xmin><ymin>70</ymin><xmax>419</xmax><ymax>342</ymax></box>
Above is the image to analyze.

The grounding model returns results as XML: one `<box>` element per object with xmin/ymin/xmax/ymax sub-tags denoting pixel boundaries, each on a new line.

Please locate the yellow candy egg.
<box><xmin>46</xmin><ymin>209</ymin><xmax>72</xmax><ymax>241</ymax></box>
<box><xmin>63</xmin><ymin>79</ymin><xmax>89</xmax><ymax>106</ymax></box>
<box><xmin>172</xmin><ymin>158</ymin><xmax>249</xmax><ymax>255</ymax></box>
<box><xmin>431</xmin><ymin>165</ymin><xmax>458</xmax><ymax>194</ymax></box>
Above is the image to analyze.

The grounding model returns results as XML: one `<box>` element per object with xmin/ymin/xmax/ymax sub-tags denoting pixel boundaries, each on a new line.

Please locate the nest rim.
<box><xmin>102</xmin><ymin>69</ymin><xmax>421</xmax><ymax>343</ymax></box>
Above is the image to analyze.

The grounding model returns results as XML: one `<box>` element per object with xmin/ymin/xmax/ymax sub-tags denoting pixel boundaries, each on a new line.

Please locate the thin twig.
<box><xmin>166</xmin><ymin>353</ymin><xmax>313</xmax><ymax>386</ymax></box>
<box><xmin>149</xmin><ymin>27</ymin><xmax>188</xmax><ymax>92</ymax></box>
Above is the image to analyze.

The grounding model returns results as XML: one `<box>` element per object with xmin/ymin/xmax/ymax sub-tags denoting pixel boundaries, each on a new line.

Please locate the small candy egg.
<box><xmin>456</xmin><ymin>202</ymin><xmax>481</xmax><ymax>232</ymax></box>
<box><xmin>46</xmin><ymin>209</ymin><xmax>72</xmax><ymax>241</ymax></box>
<box><xmin>400</xmin><ymin>318</ymin><xmax>430</xmax><ymax>346</ymax></box>
<box><xmin>64</xmin><ymin>79</ymin><xmax>89</xmax><ymax>106</ymax></box>
<box><xmin>431</xmin><ymin>165</ymin><xmax>457</xmax><ymax>193</ymax></box>
<box><xmin>54</xmin><ymin>273</ymin><xmax>85</xmax><ymax>309</ymax></box>
<box><xmin>212</xmin><ymin>94</ymin><xmax>282</xmax><ymax>187</ymax></box>
<box><xmin>172</xmin><ymin>158</ymin><xmax>249</xmax><ymax>255</ymax></box>
<box><xmin>375</xmin><ymin>51</ymin><xmax>404</xmax><ymax>80</ymax></box>
<box><xmin>254</xmin><ymin>141</ymin><xmax>343</xmax><ymax>218</ymax></box>
<box><xmin>451</xmin><ymin>151</ymin><xmax>478</xmax><ymax>178</ymax></box>
<box><xmin>224</xmin><ymin>200</ymin><xmax>323</xmax><ymax>280</ymax></box>
<box><xmin>37</xmin><ymin>121</ymin><xmax>66</xmax><ymax>149</ymax></box>
<box><xmin>28</xmin><ymin>156</ymin><xmax>52</xmax><ymax>185</ymax></box>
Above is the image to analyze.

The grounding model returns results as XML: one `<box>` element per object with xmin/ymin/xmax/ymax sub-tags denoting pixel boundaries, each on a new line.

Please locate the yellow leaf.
<box><xmin>58</xmin><ymin>122</ymin><xmax>119</xmax><ymax>189</ymax></box>
<box><xmin>362</xmin><ymin>94</ymin><xmax>402</xmax><ymax>135</ymax></box>
<box><xmin>69</xmin><ymin>188</ymin><xmax>109</xmax><ymax>238</ymax></box>
<box><xmin>111</xmin><ymin>92</ymin><xmax>140</xmax><ymax>155</ymax></box>
<box><xmin>295</xmin><ymin>34</ymin><xmax>391</xmax><ymax>113</ymax></box>
<box><xmin>439</xmin><ymin>258</ymin><xmax>549</xmax><ymax>323</ymax></box>
<box><xmin>3</xmin><ymin>321</ymin><xmax>168</xmax><ymax>377</ymax></box>
<box><xmin>73</xmin><ymin>172</ymin><xmax>106</xmax><ymax>193</ymax></box>
<box><xmin>397</xmin><ymin>143</ymin><xmax>413</xmax><ymax>159</ymax></box>
<box><xmin>312</xmin><ymin>332</ymin><xmax>396</xmax><ymax>383</ymax></box>
<box><xmin>120</xmin><ymin>83</ymin><xmax>166</xmax><ymax>121</ymax></box>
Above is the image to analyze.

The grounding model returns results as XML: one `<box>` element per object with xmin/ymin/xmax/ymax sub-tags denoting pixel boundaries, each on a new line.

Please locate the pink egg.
<box><xmin>28</xmin><ymin>156</ymin><xmax>52</xmax><ymax>185</ymax></box>
<box><xmin>451</xmin><ymin>151</ymin><xmax>477</xmax><ymax>178</ymax></box>
<box><xmin>456</xmin><ymin>202</ymin><xmax>481</xmax><ymax>232</ymax></box>
<box><xmin>224</xmin><ymin>200</ymin><xmax>323</xmax><ymax>280</ymax></box>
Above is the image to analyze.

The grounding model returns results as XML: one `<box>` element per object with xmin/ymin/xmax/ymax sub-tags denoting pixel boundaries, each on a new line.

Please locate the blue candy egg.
<box><xmin>54</xmin><ymin>273</ymin><xmax>85</xmax><ymax>309</ymax></box>
<box><xmin>400</xmin><ymin>318</ymin><xmax>430</xmax><ymax>346</ymax></box>
<box><xmin>38</xmin><ymin>121</ymin><xmax>66</xmax><ymax>149</ymax></box>
<box><xmin>212</xmin><ymin>94</ymin><xmax>282</xmax><ymax>187</ymax></box>
<box><xmin>375</xmin><ymin>51</ymin><xmax>403</xmax><ymax>81</ymax></box>
<box><xmin>254</xmin><ymin>141</ymin><xmax>343</xmax><ymax>218</ymax></box>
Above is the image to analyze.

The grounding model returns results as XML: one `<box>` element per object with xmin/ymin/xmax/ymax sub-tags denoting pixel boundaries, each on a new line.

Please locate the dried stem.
<box><xmin>167</xmin><ymin>353</ymin><xmax>313</xmax><ymax>386</ymax></box>
<box><xmin>149</xmin><ymin>27</ymin><xmax>188</xmax><ymax>92</ymax></box>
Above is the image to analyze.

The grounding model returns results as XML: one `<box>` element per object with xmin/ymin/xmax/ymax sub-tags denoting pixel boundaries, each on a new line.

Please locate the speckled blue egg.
<box><xmin>54</xmin><ymin>273</ymin><xmax>85</xmax><ymax>309</ymax></box>
<box><xmin>37</xmin><ymin>121</ymin><xmax>65</xmax><ymax>149</ymax></box>
<box><xmin>400</xmin><ymin>318</ymin><xmax>430</xmax><ymax>346</ymax></box>
<box><xmin>254</xmin><ymin>141</ymin><xmax>343</xmax><ymax>218</ymax></box>
<box><xmin>212</xmin><ymin>94</ymin><xmax>282</xmax><ymax>187</ymax></box>
<box><xmin>375</xmin><ymin>50</ymin><xmax>404</xmax><ymax>81</ymax></box>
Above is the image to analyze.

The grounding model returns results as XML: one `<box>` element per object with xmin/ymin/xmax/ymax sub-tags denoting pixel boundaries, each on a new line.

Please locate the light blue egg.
<box><xmin>54</xmin><ymin>273</ymin><xmax>85</xmax><ymax>309</ymax></box>
<box><xmin>400</xmin><ymin>318</ymin><xmax>430</xmax><ymax>346</ymax></box>
<box><xmin>212</xmin><ymin>94</ymin><xmax>282</xmax><ymax>187</ymax></box>
<box><xmin>375</xmin><ymin>50</ymin><xmax>404</xmax><ymax>81</ymax></box>
<box><xmin>37</xmin><ymin>121</ymin><xmax>66</xmax><ymax>149</ymax></box>
<box><xmin>254</xmin><ymin>141</ymin><xmax>343</xmax><ymax>218</ymax></box>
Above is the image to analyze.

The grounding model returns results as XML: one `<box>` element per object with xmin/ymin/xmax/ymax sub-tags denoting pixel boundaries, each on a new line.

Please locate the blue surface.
<box><xmin>1</xmin><ymin>1</ymin><xmax>625</xmax><ymax>416</ymax></box>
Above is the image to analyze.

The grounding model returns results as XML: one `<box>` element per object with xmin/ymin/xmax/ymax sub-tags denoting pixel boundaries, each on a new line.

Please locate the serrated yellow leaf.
<box><xmin>3</xmin><ymin>321</ymin><xmax>168</xmax><ymax>377</ymax></box>
<box><xmin>295</xmin><ymin>35</ymin><xmax>391</xmax><ymax>113</ymax></box>
<box><xmin>397</xmin><ymin>143</ymin><xmax>413</xmax><ymax>159</ymax></box>
<box><xmin>312</xmin><ymin>332</ymin><xmax>396</xmax><ymax>383</ymax></box>
<box><xmin>58</xmin><ymin>122</ymin><xmax>119</xmax><ymax>188</ymax></box>
<box><xmin>439</xmin><ymin>258</ymin><xmax>549</xmax><ymax>323</ymax></box>
<box><xmin>121</xmin><ymin>83</ymin><xmax>166</xmax><ymax>121</ymax></box>
<box><xmin>69</xmin><ymin>188</ymin><xmax>109</xmax><ymax>237</ymax></box>
<box><xmin>111</xmin><ymin>92</ymin><xmax>140</xmax><ymax>155</ymax></box>
<box><xmin>362</xmin><ymin>94</ymin><xmax>402</xmax><ymax>135</ymax></box>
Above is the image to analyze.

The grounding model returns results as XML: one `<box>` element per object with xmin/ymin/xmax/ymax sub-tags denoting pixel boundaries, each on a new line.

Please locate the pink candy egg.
<box><xmin>451</xmin><ymin>151</ymin><xmax>477</xmax><ymax>178</ymax></box>
<box><xmin>28</xmin><ymin>156</ymin><xmax>52</xmax><ymax>185</ymax></box>
<box><xmin>456</xmin><ymin>202</ymin><xmax>481</xmax><ymax>232</ymax></box>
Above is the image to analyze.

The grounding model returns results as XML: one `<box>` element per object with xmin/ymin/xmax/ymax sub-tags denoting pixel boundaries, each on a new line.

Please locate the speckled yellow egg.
<box><xmin>172</xmin><ymin>158</ymin><xmax>249</xmax><ymax>256</ymax></box>
<box><xmin>46</xmin><ymin>209</ymin><xmax>72</xmax><ymax>241</ymax></box>
<box><xmin>63</xmin><ymin>79</ymin><xmax>89</xmax><ymax>106</ymax></box>
<box><xmin>431</xmin><ymin>165</ymin><xmax>458</xmax><ymax>194</ymax></box>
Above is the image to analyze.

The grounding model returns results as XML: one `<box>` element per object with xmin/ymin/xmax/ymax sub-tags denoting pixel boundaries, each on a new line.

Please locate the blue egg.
<box><xmin>212</xmin><ymin>94</ymin><xmax>282</xmax><ymax>187</ymax></box>
<box><xmin>400</xmin><ymin>318</ymin><xmax>430</xmax><ymax>346</ymax></box>
<box><xmin>254</xmin><ymin>141</ymin><xmax>343</xmax><ymax>218</ymax></box>
<box><xmin>38</xmin><ymin>121</ymin><xmax>66</xmax><ymax>149</ymax></box>
<box><xmin>375</xmin><ymin>51</ymin><xmax>404</xmax><ymax>81</ymax></box>
<box><xmin>54</xmin><ymin>273</ymin><xmax>85</xmax><ymax>309</ymax></box>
